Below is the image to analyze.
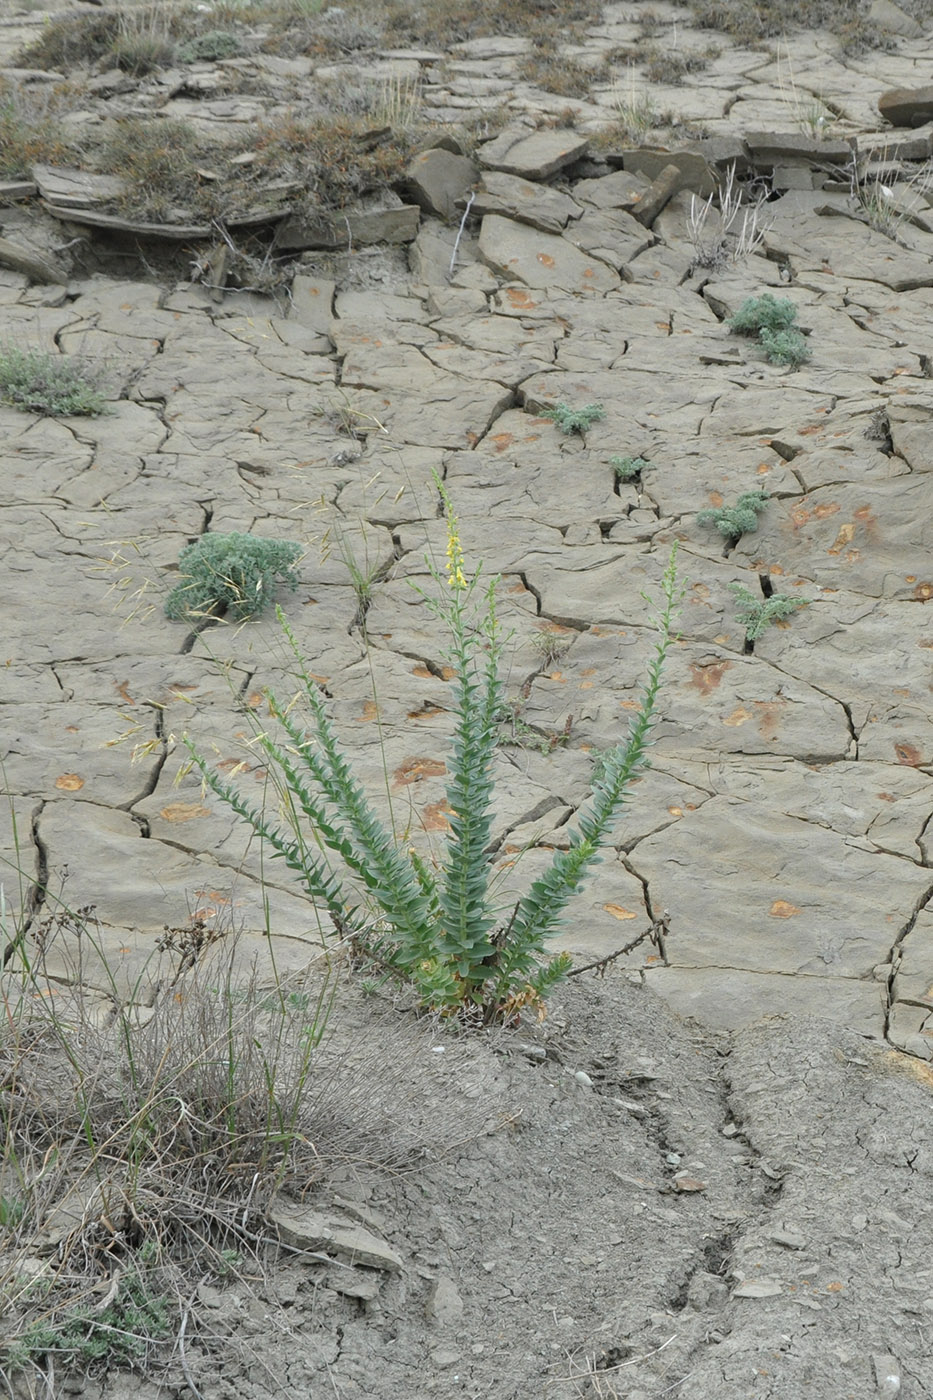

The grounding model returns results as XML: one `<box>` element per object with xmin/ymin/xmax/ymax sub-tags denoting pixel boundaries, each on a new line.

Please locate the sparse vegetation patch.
<box><xmin>165</xmin><ymin>532</ymin><xmax>302</xmax><ymax>622</ymax></box>
<box><xmin>0</xmin><ymin>347</ymin><xmax>107</xmax><ymax>417</ymax></box>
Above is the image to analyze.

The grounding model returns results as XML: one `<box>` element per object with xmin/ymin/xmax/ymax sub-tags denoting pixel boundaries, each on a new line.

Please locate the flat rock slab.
<box><xmin>269</xmin><ymin>1203</ymin><xmax>403</xmax><ymax>1272</ymax></box>
<box><xmin>633</xmin><ymin>796</ymin><xmax>932</xmax><ymax>980</ymax></box>
<box><xmin>477</xmin><ymin>127</ymin><xmax>589</xmax><ymax>179</ymax></box>
<box><xmin>479</xmin><ymin>213</ymin><xmax>619</xmax><ymax>293</ymax></box>
<box><xmin>878</xmin><ymin>84</ymin><xmax>933</xmax><ymax>126</ymax></box>
<box><xmin>471</xmin><ymin>169</ymin><xmax>583</xmax><ymax>233</ymax></box>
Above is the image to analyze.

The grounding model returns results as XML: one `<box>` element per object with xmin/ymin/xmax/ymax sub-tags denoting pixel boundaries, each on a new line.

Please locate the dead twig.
<box><xmin>567</xmin><ymin>912</ymin><xmax>671</xmax><ymax>978</ymax></box>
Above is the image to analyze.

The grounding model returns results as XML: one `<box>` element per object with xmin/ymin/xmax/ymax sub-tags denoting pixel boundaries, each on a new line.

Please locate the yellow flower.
<box><xmin>444</xmin><ymin>503</ymin><xmax>467</xmax><ymax>590</ymax></box>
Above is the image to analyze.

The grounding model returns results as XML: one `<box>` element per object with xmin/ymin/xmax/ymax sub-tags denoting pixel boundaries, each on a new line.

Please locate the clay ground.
<box><xmin>2</xmin><ymin>0</ymin><xmax>933</xmax><ymax>1395</ymax></box>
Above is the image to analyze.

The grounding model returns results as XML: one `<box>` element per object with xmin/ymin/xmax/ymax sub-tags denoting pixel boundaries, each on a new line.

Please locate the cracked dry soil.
<box><xmin>4</xmin><ymin>1</ymin><xmax>933</xmax><ymax>1395</ymax></box>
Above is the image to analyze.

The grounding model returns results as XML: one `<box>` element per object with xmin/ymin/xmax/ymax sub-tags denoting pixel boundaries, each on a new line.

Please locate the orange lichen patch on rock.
<box><xmin>913</xmin><ymin>582</ymin><xmax>933</xmax><ymax>601</ymax></box>
<box><xmin>877</xmin><ymin>792</ymin><xmax>897</xmax><ymax>802</ymax></box>
<box><xmin>488</xmin><ymin>432</ymin><xmax>514</xmax><ymax>453</ymax></box>
<box><xmin>421</xmin><ymin>800</ymin><xmax>452</xmax><ymax>831</ymax></box>
<box><xmin>356</xmin><ymin>700</ymin><xmax>379</xmax><ymax>722</ymax></box>
<box><xmin>412</xmin><ymin>663</ymin><xmax>450</xmax><ymax>680</ymax></box>
<box><xmin>392</xmin><ymin>756</ymin><xmax>446</xmax><ymax>788</ymax></box>
<box><xmin>55</xmin><ymin>773</ymin><xmax>84</xmax><ymax>791</ymax></box>
<box><xmin>707</xmin><ymin>490</ymin><xmax>724</xmax><ymax>508</ymax></box>
<box><xmin>245</xmin><ymin>691</ymin><xmax>265</xmax><ymax>709</ymax></box>
<box><xmin>160</xmin><ymin>802</ymin><xmax>210</xmax><ymax>822</ymax></box>
<box><xmin>689</xmin><ymin>660</ymin><xmax>730</xmax><ymax>694</ymax></box>
<box><xmin>408</xmin><ymin>703</ymin><xmax>445</xmax><ymax>721</ymax></box>
<box><xmin>116</xmin><ymin>680</ymin><xmax>134</xmax><ymax>705</ymax></box>
<box><xmin>828</xmin><ymin>521</ymin><xmax>856</xmax><ymax>555</ymax></box>
<box><xmin>505</xmin><ymin>288</ymin><xmax>537</xmax><ymax>309</ymax></box>
<box><xmin>194</xmin><ymin>889</ymin><xmax>231</xmax><ymax>905</ymax></box>
<box><xmin>604</xmin><ymin>903</ymin><xmax>638</xmax><ymax>920</ymax></box>
<box><xmin>668</xmin><ymin>806</ymin><xmax>683</xmax><ymax>816</ymax></box>
<box><xmin>895</xmin><ymin>743</ymin><xmax>923</xmax><ymax>766</ymax></box>
<box><xmin>536</xmin><ymin>252</ymin><xmax>556</xmax><ymax>267</ymax></box>
<box><xmin>217</xmin><ymin>758</ymin><xmax>251</xmax><ymax>776</ymax></box>
<box><xmin>770</xmin><ymin>900</ymin><xmax>801</xmax><ymax>918</ymax></box>
<box><xmin>793</xmin><ymin>500</ymin><xmax>841</xmax><ymax>529</ymax></box>
<box><xmin>885</xmin><ymin>1052</ymin><xmax>933</xmax><ymax>1088</ymax></box>
<box><xmin>723</xmin><ymin>706</ymin><xmax>751</xmax><ymax>727</ymax></box>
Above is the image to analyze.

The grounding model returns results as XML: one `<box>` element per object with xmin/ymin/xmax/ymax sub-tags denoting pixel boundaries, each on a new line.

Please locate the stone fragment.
<box><xmin>478</xmin><ymin>214</ymin><xmax>619</xmax><ymax>293</ymax></box>
<box><xmin>878</xmin><ymin>86</ymin><xmax>933</xmax><ymax>128</ymax></box>
<box><xmin>274</xmin><ymin>204</ymin><xmax>421</xmax><ymax>250</ymax></box>
<box><xmin>872</xmin><ymin>1353</ymin><xmax>902</xmax><ymax>1397</ymax></box>
<box><xmin>269</xmin><ymin>1203</ymin><xmax>403</xmax><ymax>1272</ymax></box>
<box><xmin>686</xmin><ymin>136</ymin><xmax>750</xmax><ymax>174</ymax></box>
<box><xmin>289</xmin><ymin>274</ymin><xmax>336</xmax><ymax>336</ymax></box>
<box><xmin>565</xmin><ymin>207</ymin><xmax>652</xmax><ymax>269</ymax></box>
<box><xmin>469</xmin><ymin>170</ymin><xmax>582</xmax><ymax>233</ymax></box>
<box><xmin>85</xmin><ymin>68</ymin><xmax>139</xmax><ymax>97</ymax></box>
<box><xmin>686</xmin><ymin>1271</ymin><xmax>729</xmax><ymax>1310</ymax></box>
<box><xmin>477</xmin><ymin>126</ymin><xmax>589</xmax><ymax>179</ymax></box>
<box><xmin>328</xmin><ymin>1269</ymin><xmax>381</xmax><ymax>1300</ymax></box>
<box><xmin>0</xmin><ymin>236</ymin><xmax>67</xmax><ymax>284</ymax></box>
<box><xmin>870</xmin><ymin>0</ymin><xmax>923</xmax><ymax>37</ymax></box>
<box><xmin>631</xmin><ymin>163</ymin><xmax>684</xmax><ymax>227</ymax></box>
<box><xmin>733</xmin><ymin>1279</ymin><xmax>784</xmax><ymax>1298</ymax></box>
<box><xmin>426</xmin><ymin>1275</ymin><xmax>464</xmax><ymax>1325</ymax></box>
<box><xmin>744</xmin><ymin>132</ymin><xmax>853</xmax><ymax>166</ymax></box>
<box><xmin>32</xmin><ymin>164</ymin><xmax>127</xmax><ymax>209</ymax></box>
<box><xmin>888</xmin><ymin>403</ymin><xmax>933</xmax><ymax>471</ymax></box>
<box><xmin>0</xmin><ymin>179</ymin><xmax>37</xmax><ymax>203</ymax></box>
<box><xmin>616</xmin><ymin>148</ymin><xmax>718</xmax><ymax>197</ymax></box>
<box><xmin>573</xmin><ymin>169</ymin><xmax>649</xmax><ymax>210</ymax></box>
<box><xmin>770</xmin><ymin>1228</ymin><xmax>807</xmax><ymax>1249</ymax></box>
<box><xmin>403</xmin><ymin>147</ymin><xmax>478</xmax><ymax>220</ymax></box>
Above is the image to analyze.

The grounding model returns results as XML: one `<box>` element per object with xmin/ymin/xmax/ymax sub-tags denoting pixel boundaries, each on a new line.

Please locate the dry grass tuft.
<box><xmin>1</xmin><ymin>901</ymin><xmax>492</xmax><ymax>1382</ymax></box>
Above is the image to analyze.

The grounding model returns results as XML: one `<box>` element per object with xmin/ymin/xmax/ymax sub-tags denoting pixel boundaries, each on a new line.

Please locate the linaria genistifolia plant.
<box><xmin>184</xmin><ymin>486</ymin><xmax>681</xmax><ymax>1022</ymax></box>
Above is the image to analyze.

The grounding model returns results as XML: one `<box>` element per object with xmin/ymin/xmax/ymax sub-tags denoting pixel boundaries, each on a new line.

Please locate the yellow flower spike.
<box><xmin>444</xmin><ymin>498</ymin><xmax>467</xmax><ymax>591</ymax></box>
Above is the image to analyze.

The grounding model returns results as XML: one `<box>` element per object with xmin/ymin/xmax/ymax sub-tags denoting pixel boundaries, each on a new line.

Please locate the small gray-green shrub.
<box><xmin>542</xmin><ymin>401</ymin><xmax>606</xmax><ymax>435</ymax></box>
<box><xmin>0</xmin><ymin>346</ymin><xmax>107</xmax><ymax>416</ymax></box>
<box><xmin>611</xmin><ymin>454</ymin><xmax>650</xmax><ymax>482</ymax></box>
<box><xmin>177</xmin><ymin>29</ymin><xmax>243</xmax><ymax>61</ymax></box>
<box><xmin>6</xmin><ymin>1257</ymin><xmax>171</xmax><ymax>1374</ymax></box>
<box><xmin>698</xmin><ymin>491</ymin><xmax>769</xmax><ymax>542</ymax></box>
<box><xmin>729</xmin><ymin>582</ymin><xmax>805</xmax><ymax>641</ymax></box>
<box><xmin>728</xmin><ymin>295</ymin><xmax>810</xmax><ymax>368</ymax></box>
<box><xmin>758</xmin><ymin>326</ymin><xmax>811</xmax><ymax>368</ymax></box>
<box><xmin>165</xmin><ymin>532</ymin><xmax>301</xmax><ymax>622</ymax></box>
<box><xmin>728</xmin><ymin>294</ymin><xmax>798</xmax><ymax>336</ymax></box>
